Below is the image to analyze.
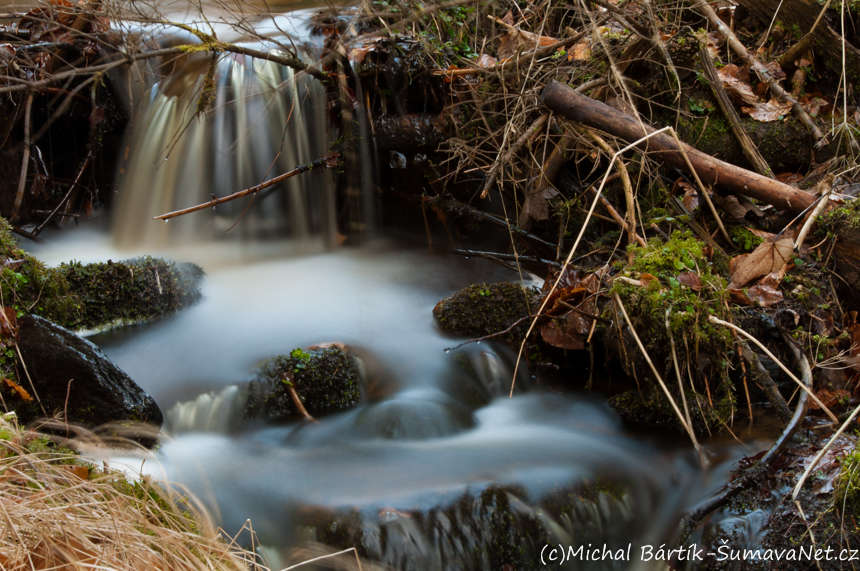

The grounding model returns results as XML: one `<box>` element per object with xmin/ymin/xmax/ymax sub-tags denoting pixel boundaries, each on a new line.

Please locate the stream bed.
<box><xmin>28</xmin><ymin>223</ymin><xmax>763</xmax><ymax>570</ymax></box>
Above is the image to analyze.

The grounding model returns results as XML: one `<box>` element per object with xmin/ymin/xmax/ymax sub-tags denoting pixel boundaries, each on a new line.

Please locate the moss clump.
<box><xmin>729</xmin><ymin>226</ymin><xmax>765</xmax><ymax>252</ymax></box>
<box><xmin>608</xmin><ymin>231</ymin><xmax>735</xmax><ymax>432</ymax></box>
<box><xmin>433</xmin><ymin>282</ymin><xmax>542</xmax><ymax>345</ymax></box>
<box><xmin>835</xmin><ymin>446</ymin><xmax>860</xmax><ymax>514</ymax></box>
<box><xmin>56</xmin><ymin>256</ymin><xmax>203</xmax><ymax>332</ymax></box>
<box><xmin>245</xmin><ymin>347</ymin><xmax>361</xmax><ymax>421</ymax></box>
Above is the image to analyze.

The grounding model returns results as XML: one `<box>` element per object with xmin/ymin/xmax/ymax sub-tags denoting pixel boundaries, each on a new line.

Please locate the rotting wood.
<box><xmin>540</xmin><ymin>81</ymin><xmax>816</xmax><ymax>214</ymax></box>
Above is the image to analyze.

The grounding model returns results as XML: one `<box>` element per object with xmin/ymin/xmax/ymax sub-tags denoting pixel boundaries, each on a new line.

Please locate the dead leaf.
<box><xmin>729</xmin><ymin>238</ymin><xmax>793</xmax><ymax>288</ymax></box>
<box><xmin>717</xmin><ymin>194</ymin><xmax>749</xmax><ymax>219</ymax></box>
<box><xmin>476</xmin><ymin>54</ymin><xmax>497</xmax><ymax>67</ymax></box>
<box><xmin>742</xmin><ymin>98</ymin><xmax>793</xmax><ymax>122</ymax></box>
<box><xmin>639</xmin><ymin>273</ymin><xmax>661</xmax><ymax>288</ymax></box>
<box><xmin>718</xmin><ymin>64</ymin><xmax>759</xmax><ymax>106</ymax></box>
<box><xmin>497</xmin><ymin>11</ymin><xmax>558</xmax><ymax>60</ymax></box>
<box><xmin>776</xmin><ymin>172</ymin><xmax>804</xmax><ymax>184</ymax></box>
<box><xmin>568</xmin><ymin>42</ymin><xmax>591</xmax><ymax>61</ymax></box>
<box><xmin>752</xmin><ymin>59</ymin><xmax>787</xmax><ymax>81</ymax></box>
<box><xmin>541</xmin><ymin>318</ymin><xmax>586</xmax><ymax>350</ymax></box>
<box><xmin>676</xmin><ymin>272</ymin><xmax>703</xmax><ymax>290</ymax></box>
<box><xmin>63</xmin><ymin>465</ymin><xmax>90</xmax><ymax>480</ymax></box>
<box><xmin>518</xmin><ymin>185</ymin><xmax>560</xmax><ymax>227</ymax></box>
<box><xmin>3</xmin><ymin>378</ymin><xmax>31</xmax><ymax>401</ymax></box>
<box><xmin>813</xmin><ymin>307</ymin><xmax>835</xmax><ymax>337</ymax></box>
<box><xmin>811</xmin><ymin>388</ymin><xmax>851</xmax><ymax>410</ymax></box>
<box><xmin>746</xmin><ymin>284</ymin><xmax>784</xmax><ymax>306</ymax></box>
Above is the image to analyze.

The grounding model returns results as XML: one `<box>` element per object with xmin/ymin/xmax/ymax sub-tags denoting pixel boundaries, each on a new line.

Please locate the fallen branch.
<box><xmin>154</xmin><ymin>154</ymin><xmax>341</xmax><ymax>221</ymax></box>
<box><xmin>541</xmin><ymin>81</ymin><xmax>817</xmax><ymax>214</ymax></box>
<box><xmin>282</xmin><ymin>373</ymin><xmax>317</xmax><ymax>423</ymax></box>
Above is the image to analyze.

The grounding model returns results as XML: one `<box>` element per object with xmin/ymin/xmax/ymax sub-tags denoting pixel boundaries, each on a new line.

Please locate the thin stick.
<box><xmin>11</xmin><ymin>92</ymin><xmax>33</xmax><ymax>222</ymax></box>
<box><xmin>511</xmin><ymin>126</ymin><xmax>676</xmax><ymax>395</ymax></box>
<box><xmin>278</xmin><ymin>371</ymin><xmax>317</xmax><ymax>422</ymax></box>
<box><xmin>34</xmin><ymin>152</ymin><xmax>92</xmax><ymax>236</ymax></box>
<box><xmin>282</xmin><ymin>547</ymin><xmax>362</xmax><ymax>570</ymax></box>
<box><xmin>154</xmin><ymin>154</ymin><xmax>340</xmax><ymax>220</ymax></box>
<box><xmin>586</xmin><ymin>129</ymin><xmax>639</xmax><ymax>250</ymax></box>
<box><xmin>614</xmin><ymin>292</ymin><xmax>695</xmax><ymax>441</ymax></box>
<box><xmin>792</xmin><ymin>400</ymin><xmax>860</xmax><ymax>501</ymax></box>
<box><xmin>480</xmin><ymin>113</ymin><xmax>548</xmax><ymax>199</ymax></box>
<box><xmin>708</xmin><ymin>316</ymin><xmax>837</xmax><ymax>422</ymax></box>
<box><xmin>794</xmin><ymin>174</ymin><xmax>835</xmax><ymax>251</ymax></box>
<box><xmin>666</xmin><ymin>310</ymin><xmax>705</xmax><ymax>466</ymax></box>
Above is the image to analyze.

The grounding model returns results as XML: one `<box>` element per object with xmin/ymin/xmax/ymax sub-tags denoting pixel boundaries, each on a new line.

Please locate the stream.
<box><xmin>24</xmin><ymin>7</ymin><xmax>770</xmax><ymax>570</ymax></box>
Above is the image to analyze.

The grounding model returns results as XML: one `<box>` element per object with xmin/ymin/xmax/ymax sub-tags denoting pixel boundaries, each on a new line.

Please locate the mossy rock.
<box><xmin>608</xmin><ymin>384</ymin><xmax>735</xmax><ymax>434</ymax></box>
<box><xmin>245</xmin><ymin>347</ymin><xmax>361</xmax><ymax>421</ymax></box>
<box><xmin>56</xmin><ymin>256</ymin><xmax>203</xmax><ymax>332</ymax></box>
<box><xmin>0</xmin><ymin>216</ymin><xmax>202</xmax><ymax>334</ymax></box>
<box><xmin>433</xmin><ymin>282</ymin><xmax>542</xmax><ymax>346</ymax></box>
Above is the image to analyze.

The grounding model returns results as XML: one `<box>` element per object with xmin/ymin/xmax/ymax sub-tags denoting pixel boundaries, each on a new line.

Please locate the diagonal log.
<box><xmin>540</xmin><ymin>81</ymin><xmax>815</xmax><ymax>214</ymax></box>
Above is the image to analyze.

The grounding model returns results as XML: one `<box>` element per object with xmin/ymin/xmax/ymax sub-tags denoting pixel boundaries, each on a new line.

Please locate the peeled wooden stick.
<box><xmin>282</xmin><ymin>373</ymin><xmax>317</xmax><ymax>423</ymax></box>
<box><xmin>154</xmin><ymin>153</ymin><xmax>340</xmax><ymax>221</ymax></box>
<box><xmin>586</xmin><ymin>129</ymin><xmax>639</xmax><ymax>249</ymax></box>
<box><xmin>794</xmin><ymin>174</ymin><xmax>835</xmax><ymax>251</ymax></box>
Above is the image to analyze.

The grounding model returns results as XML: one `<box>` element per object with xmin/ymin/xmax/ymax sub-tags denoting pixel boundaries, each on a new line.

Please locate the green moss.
<box><xmin>433</xmin><ymin>282</ymin><xmax>542</xmax><ymax>346</ymax></box>
<box><xmin>609</xmin><ymin>231</ymin><xmax>735</xmax><ymax>432</ymax></box>
<box><xmin>245</xmin><ymin>347</ymin><xmax>361</xmax><ymax>421</ymax></box>
<box><xmin>729</xmin><ymin>226</ymin><xmax>765</xmax><ymax>251</ymax></box>
<box><xmin>835</xmin><ymin>446</ymin><xmax>860</xmax><ymax>513</ymax></box>
<box><xmin>56</xmin><ymin>256</ymin><xmax>202</xmax><ymax>332</ymax></box>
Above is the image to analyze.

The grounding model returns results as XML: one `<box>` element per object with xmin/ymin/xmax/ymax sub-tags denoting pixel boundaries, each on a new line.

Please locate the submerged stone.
<box><xmin>245</xmin><ymin>347</ymin><xmax>361</xmax><ymax>422</ymax></box>
<box><xmin>14</xmin><ymin>315</ymin><xmax>163</xmax><ymax>444</ymax></box>
<box><xmin>433</xmin><ymin>283</ymin><xmax>542</xmax><ymax>346</ymax></box>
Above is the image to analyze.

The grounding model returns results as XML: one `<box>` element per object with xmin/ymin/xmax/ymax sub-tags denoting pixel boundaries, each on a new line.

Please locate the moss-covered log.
<box><xmin>245</xmin><ymin>347</ymin><xmax>361</xmax><ymax>422</ymax></box>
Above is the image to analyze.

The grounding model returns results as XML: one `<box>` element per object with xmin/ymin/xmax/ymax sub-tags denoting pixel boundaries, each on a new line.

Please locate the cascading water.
<box><xmin>26</xmin><ymin>9</ymin><xmax>760</xmax><ymax>571</ymax></box>
<box><xmin>112</xmin><ymin>36</ymin><xmax>335</xmax><ymax>250</ymax></box>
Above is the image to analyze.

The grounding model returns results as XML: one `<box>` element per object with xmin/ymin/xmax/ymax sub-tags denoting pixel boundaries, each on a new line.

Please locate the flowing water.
<box><xmin>25</xmin><ymin>8</ymin><xmax>765</xmax><ymax>570</ymax></box>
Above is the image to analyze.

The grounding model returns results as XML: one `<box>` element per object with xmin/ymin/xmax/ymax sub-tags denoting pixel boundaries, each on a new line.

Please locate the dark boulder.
<box><xmin>15</xmin><ymin>315</ymin><xmax>163</xmax><ymax>443</ymax></box>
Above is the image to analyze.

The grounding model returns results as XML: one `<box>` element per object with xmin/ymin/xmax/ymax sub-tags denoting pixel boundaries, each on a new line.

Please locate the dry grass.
<box><xmin>0</xmin><ymin>414</ymin><xmax>268</xmax><ymax>571</ymax></box>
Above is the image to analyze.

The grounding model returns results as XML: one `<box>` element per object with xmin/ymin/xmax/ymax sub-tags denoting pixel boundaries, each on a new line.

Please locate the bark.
<box><xmin>540</xmin><ymin>81</ymin><xmax>816</xmax><ymax>214</ymax></box>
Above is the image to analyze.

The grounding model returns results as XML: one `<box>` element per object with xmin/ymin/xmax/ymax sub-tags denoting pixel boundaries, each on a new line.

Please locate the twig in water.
<box><xmin>281</xmin><ymin>373</ymin><xmax>317</xmax><ymax>423</ymax></box>
<box><xmin>444</xmin><ymin>314</ymin><xmax>535</xmax><ymax>352</ymax></box>
<box><xmin>153</xmin><ymin>153</ymin><xmax>340</xmax><ymax>220</ymax></box>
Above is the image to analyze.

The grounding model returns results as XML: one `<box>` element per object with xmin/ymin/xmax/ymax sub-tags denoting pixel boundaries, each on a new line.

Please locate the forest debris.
<box><xmin>539</xmin><ymin>269</ymin><xmax>602</xmax><ymax>350</ymax></box>
<box><xmin>3</xmin><ymin>378</ymin><xmax>31</xmax><ymax>401</ymax></box>
<box><xmin>717</xmin><ymin>64</ymin><xmax>759</xmax><ymax>106</ymax></box>
<box><xmin>728</xmin><ymin>238</ymin><xmax>793</xmax><ymax>288</ymax></box>
<box><xmin>742</xmin><ymin>98</ymin><xmax>793</xmax><ymax>122</ymax></box>
<box><xmin>540</xmin><ymin>82</ymin><xmax>817</xmax><ymax>214</ymax></box>
<box><xmin>493</xmin><ymin>12</ymin><xmax>557</xmax><ymax>60</ymax></box>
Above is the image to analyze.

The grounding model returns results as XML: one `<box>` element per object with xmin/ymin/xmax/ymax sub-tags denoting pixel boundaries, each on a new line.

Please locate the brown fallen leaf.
<box><xmin>718</xmin><ymin>63</ymin><xmax>759</xmax><ymax>106</ymax></box>
<box><xmin>742</xmin><ymin>98</ymin><xmax>793</xmax><ymax>122</ymax></box>
<box><xmin>518</xmin><ymin>185</ymin><xmax>560</xmax><ymax>227</ymax></box>
<box><xmin>541</xmin><ymin>318</ymin><xmax>586</xmax><ymax>350</ymax></box>
<box><xmin>676</xmin><ymin>272</ymin><xmax>703</xmax><ymax>291</ymax></box>
<box><xmin>497</xmin><ymin>11</ymin><xmax>558</xmax><ymax>60</ymax></box>
<box><xmin>568</xmin><ymin>42</ymin><xmax>591</xmax><ymax>61</ymax></box>
<box><xmin>3</xmin><ymin>378</ymin><xmax>31</xmax><ymax>401</ymax></box>
<box><xmin>813</xmin><ymin>307</ymin><xmax>835</xmax><ymax>338</ymax></box>
<box><xmin>810</xmin><ymin>388</ymin><xmax>851</xmax><ymax>410</ymax></box>
<box><xmin>639</xmin><ymin>273</ymin><xmax>661</xmax><ymax>288</ymax></box>
<box><xmin>729</xmin><ymin>238</ymin><xmax>793</xmax><ymax>288</ymax></box>
<box><xmin>63</xmin><ymin>464</ymin><xmax>90</xmax><ymax>480</ymax></box>
<box><xmin>476</xmin><ymin>54</ymin><xmax>497</xmax><ymax>68</ymax></box>
<box><xmin>746</xmin><ymin>284</ymin><xmax>784</xmax><ymax>307</ymax></box>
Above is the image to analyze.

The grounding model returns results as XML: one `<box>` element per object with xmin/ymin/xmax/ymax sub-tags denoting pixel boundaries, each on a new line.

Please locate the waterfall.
<box><xmin>112</xmin><ymin>48</ymin><xmax>337</xmax><ymax>250</ymax></box>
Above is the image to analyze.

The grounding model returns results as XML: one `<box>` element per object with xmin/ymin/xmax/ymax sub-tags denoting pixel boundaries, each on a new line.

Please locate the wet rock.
<box><xmin>294</xmin><ymin>481</ymin><xmax>640</xmax><ymax>571</ymax></box>
<box><xmin>245</xmin><ymin>347</ymin><xmax>361</xmax><ymax>422</ymax></box>
<box><xmin>57</xmin><ymin>256</ymin><xmax>204</xmax><ymax>332</ymax></box>
<box><xmin>433</xmin><ymin>283</ymin><xmax>542</xmax><ymax>346</ymax></box>
<box><xmin>351</xmin><ymin>390</ymin><xmax>475</xmax><ymax>439</ymax></box>
<box><xmin>14</xmin><ymin>315</ymin><xmax>163</xmax><ymax>444</ymax></box>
